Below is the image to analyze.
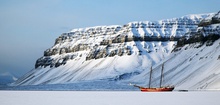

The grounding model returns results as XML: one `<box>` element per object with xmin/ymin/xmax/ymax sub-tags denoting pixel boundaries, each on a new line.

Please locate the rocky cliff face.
<box><xmin>174</xmin><ymin>11</ymin><xmax>220</xmax><ymax>49</ymax></box>
<box><xmin>35</xmin><ymin>13</ymin><xmax>212</xmax><ymax>69</ymax></box>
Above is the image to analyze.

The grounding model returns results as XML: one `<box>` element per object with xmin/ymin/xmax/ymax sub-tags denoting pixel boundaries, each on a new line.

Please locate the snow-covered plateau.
<box><xmin>3</xmin><ymin>11</ymin><xmax>220</xmax><ymax>91</ymax></box>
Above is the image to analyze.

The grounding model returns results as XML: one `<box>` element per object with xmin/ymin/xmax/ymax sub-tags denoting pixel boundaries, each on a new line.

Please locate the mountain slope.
<box><xmin>13</xmin><ymin>41</ymin><xmax>175</xmax><ymax>86</ymax></box>
<box><xmin>11</xmin><ymin>12</ymin><xmax>220</xmax><ymax>90</ymax></box>
<box><xmin>129</xmin><ymin>39</ymin><xmax>220</xmax><ymax>90</ymax></box>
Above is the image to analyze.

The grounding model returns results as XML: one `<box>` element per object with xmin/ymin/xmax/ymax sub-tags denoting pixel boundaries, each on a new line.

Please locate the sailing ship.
<box><xmin>133</xmin><ymin>63</ymin><xmax>174</xmax><ymax>92</ymax></box>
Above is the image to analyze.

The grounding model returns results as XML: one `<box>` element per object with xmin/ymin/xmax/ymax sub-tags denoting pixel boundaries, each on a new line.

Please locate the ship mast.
<box><xmin>148</xmin><ymin>66</ymin><xmax>153</xmax><ymax>88</ymax></box>
<box><xmin>160</xmin><ymin>63</ymin><xmax>164</xmax><ymax>88</ymax></box>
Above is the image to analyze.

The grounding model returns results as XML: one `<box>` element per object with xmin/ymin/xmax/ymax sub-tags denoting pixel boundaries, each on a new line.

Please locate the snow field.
<box><xmin>1</xmin><ymin>91</ymin><xmax>220</xmax><ymax>105</ymax></box>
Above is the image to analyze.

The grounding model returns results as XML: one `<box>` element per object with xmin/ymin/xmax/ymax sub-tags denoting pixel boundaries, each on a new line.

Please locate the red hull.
<box><xmin>140</xmin><ymin>87</ymin><xmax>174</xmax><ymax>92</ymax></box>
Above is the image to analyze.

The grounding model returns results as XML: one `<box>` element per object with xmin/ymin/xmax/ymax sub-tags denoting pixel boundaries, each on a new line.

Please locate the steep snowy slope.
<box><xmin>11</xmin><ymin>12</ymin><xmax>220</xmax><ymax>90</ymax></box>
<box><xmin>129</xmin><ymin>39</ymin><xmax>220</xmax><ymax>90</ymax></box>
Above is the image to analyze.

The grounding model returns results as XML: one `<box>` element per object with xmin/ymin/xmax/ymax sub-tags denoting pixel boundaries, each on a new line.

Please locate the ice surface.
<box><xmin>1</xmin><ymin>91</ymin><xmax>220</xmax><ymax>105</ymax></box>
<box><xmin>1</xmin><ymin>80</ymin><xmax>138</xmax><ymax>91</ymax></box>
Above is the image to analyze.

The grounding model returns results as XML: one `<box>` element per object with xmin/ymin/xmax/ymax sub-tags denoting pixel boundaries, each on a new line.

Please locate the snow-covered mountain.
<box><xmin>130</xmin><ymin>11</ymin><xmax>220</xmax><ymax>90</ymax></box>
<box><xmin>11</xmin><ymin>12</ymin><xmax>220</xmax><ymax>90</ymax></box>
<box><xmin>0</xmin><ymin>72</ymin><xmax>17</xmax><ymax>85</ymax></box>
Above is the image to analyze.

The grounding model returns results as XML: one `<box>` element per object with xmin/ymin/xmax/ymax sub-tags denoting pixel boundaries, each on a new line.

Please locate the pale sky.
<box><xmin>0</xmin><ymin>0</ymin><xmax>219</xmax><ymax>77</ymax></box>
